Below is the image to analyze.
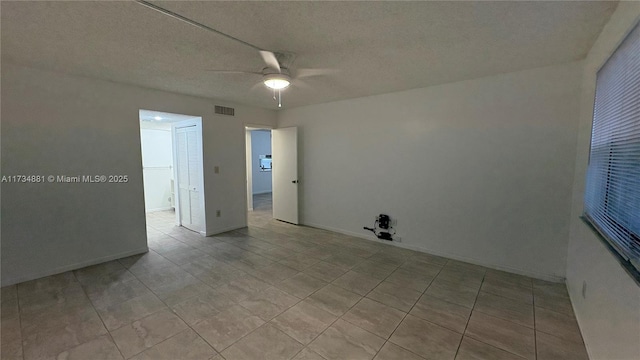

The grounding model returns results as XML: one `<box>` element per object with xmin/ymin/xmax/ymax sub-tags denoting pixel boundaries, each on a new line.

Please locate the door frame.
<box><xmin>172</xmin><ymin>118</ymin><xmax>206</xmax><ymax>234</ymax></box>
<box><xmin>245</xmin><ymin>125</ymin><xmax>274</xmax><ymax>220</ymax></box>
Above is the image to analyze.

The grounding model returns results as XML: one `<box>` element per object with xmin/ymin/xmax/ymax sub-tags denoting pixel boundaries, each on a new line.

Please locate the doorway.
<box><xmin>246</xmin><ymin>126</ymin><xmax>300</xmax><ymax>226</ymax></box>
<box><xmin>246</xmin><ymin>127</ymin><xmax>273</xmax><ymax>226</ymax></box>
<box><xmin>139</xmin><ymin>110</ymin><xmax>205</xmax><ymax>234</ymax></box>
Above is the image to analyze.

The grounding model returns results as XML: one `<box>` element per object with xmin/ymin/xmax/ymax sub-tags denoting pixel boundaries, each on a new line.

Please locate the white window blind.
<box><xmin>584</xmin><ymin>21</ymin><xmax>640</xmax><ymax>278</ymax></box>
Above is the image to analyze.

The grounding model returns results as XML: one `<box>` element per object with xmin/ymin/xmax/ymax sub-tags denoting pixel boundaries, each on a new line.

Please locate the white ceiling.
<box><xmin>2</xmin><ymin>1</ymin><xmax>617</xmax><ymax>110</ymax></box>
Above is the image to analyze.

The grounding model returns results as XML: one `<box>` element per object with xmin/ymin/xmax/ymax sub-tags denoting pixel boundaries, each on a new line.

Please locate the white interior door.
<box><xmin>173</xmin><ymin>120</ymin><xmax>204</xmax><ymax>232</ymax></box>
<box><xmin>272</xmin><ymin>127</ymin><xmax>299</xmax><ymax>224</ymax></box>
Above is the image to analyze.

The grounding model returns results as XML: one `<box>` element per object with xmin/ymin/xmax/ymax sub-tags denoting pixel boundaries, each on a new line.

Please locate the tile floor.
<box><xmin>0</xmin><ymin>193</ymin><xmax>588</xmax><ymax>360</ymax></box>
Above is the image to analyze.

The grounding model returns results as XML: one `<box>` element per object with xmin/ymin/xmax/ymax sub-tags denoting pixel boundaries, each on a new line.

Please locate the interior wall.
<box><xmin>251</xmin><ymin>130</ymin><xmax>272</xmax><ymax>195</ymax></box>
<box><xmin>1</xmin><ymin>63</ymin><xmax>277</xmax><ymax>286</ymax></box>
<box><xmin>566</xmin><ymin>2</ymin><xmax>640</xmax><ymax>359</ymax></box>
<box><xmin>278</xmin><ymin>61</ymin><xmax>583</xmax><ymax>280</ymax></box>
<box><xmin>140</xmin><ymin>125</ymin><xmax>173</xmax><ymax>212</ymax></box>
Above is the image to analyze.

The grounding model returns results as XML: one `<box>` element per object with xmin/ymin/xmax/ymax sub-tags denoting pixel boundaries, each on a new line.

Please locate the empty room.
<box><xmin>1</xmin><ymin>1</ymin><xmax>639</xmax><ymax>360</ymax></box>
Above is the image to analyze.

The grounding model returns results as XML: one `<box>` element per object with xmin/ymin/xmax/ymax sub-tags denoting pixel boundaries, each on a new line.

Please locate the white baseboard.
<box><xmin>2</xmin><ymin>247</ymin><xmax>149</xmax><ymax>287</ymax></box>
<box><xmin>303</xmin><ymin>222</ymin><xmax>564</xmax><ymax>283</ymax></box>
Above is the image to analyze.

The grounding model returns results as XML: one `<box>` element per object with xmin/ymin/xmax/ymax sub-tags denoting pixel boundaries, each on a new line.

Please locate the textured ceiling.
<box><xmin>1</xmin><ymin>1</ymin><xmax>617</xmax><ymax>110</ymax></box>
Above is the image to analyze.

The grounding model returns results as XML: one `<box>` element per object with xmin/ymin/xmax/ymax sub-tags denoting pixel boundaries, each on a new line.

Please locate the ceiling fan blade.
<box><xmin>259</xmin><ymin>50</ymin><xmax>281</xmax><ymax>72</ymax></box>
<box><xmin>296</xmin><ymin>68</ymin><xmax>338</xmax><ymax>78</ymax></box>
<box><xmin>204</xmin><ymin>70</ymin><xmax>262</xmax><ymax>75</ymax></box>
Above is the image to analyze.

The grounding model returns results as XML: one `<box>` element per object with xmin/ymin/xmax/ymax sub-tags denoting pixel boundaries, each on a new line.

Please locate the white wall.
<box><xmin>251</xmin><ymin>130</ymin><xmax>272</xmax><ymax>195</ymax></box>
<box><xmin>278</xmin><ymin>61</ymin><xmax>583</xmax><ymax>281</ymax></box>
<box><xmin>566</xmin><ymin>3</ymin><xmax>640</xmax><ymax>359</ymax></box>
<box><xmin>1</xmin><ymin>63</ymin><xmax>277</xmax><ymax>286</ymax></box>
<box><xmin>140</xmin><ymin>127</ymin><xmax>173</xmax><ymax>212</ymax></box>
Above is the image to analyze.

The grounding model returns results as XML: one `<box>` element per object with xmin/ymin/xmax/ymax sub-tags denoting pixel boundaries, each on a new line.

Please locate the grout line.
<box><xmin>452</xmin><ymin>270</ymin><xmax>485</xmax><ymax>359</ymax></box>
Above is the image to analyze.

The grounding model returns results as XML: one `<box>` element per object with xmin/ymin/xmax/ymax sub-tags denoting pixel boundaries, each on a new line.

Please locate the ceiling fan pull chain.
<box><xmin>278</xmin><ymin>89</ymin><xmax>282</xmax><ymax>108</ymax></box>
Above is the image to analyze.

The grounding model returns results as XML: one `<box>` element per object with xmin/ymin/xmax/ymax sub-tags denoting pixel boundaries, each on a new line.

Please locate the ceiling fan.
<box><xmin>135</xmin><ymin>0</ymin><xmax>335</xmax><ymax>108</ymax></box>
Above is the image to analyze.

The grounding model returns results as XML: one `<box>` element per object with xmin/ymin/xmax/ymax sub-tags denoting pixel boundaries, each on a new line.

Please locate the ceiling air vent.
<box><xmin>214</xmin><ymin>105</ymin><xmax>235</xmax><ymax>116</ymax></box>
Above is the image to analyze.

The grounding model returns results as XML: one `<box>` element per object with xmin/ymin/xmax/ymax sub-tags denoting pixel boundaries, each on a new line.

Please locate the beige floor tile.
<box><xmin>366</xmin><ymin>281</ymin><xmax>422</xmax><ymax>312</ymax></box>
<box><xmin>19</xmin><ymin>283</ymin><xmax>89</xmax><ymax>315</ymax></box>
<box><xmin>271</xmin><ymin>300</ymin><xmax>337</xmax><ymax>345</ymax></box>
<box><xmin>110</xmin><ymin>309</ymin><xmax>188</xmax><ymax>358</ymax></box>
<box><xmin>293</xmin><ymin>348</ymin><xmax>326</xmax><ymax>360</ymax></box>
<box><xmin>240</xmin><ymin>287</ymin><xmax>299</xmax><ymax>321</ymax></box>
<box><xmin>74</xmin><ymin>261</ymin><xmax>127</xmax><ymax>285</ymax></box>
<box><xmin>435</xmin><ymin>268</ymin><xmax>484</xmax><ymax>291</ymax></box>
<box><xmin>21</xmin><ymin>301</ymin><xmax>99</xmax><ymax>336</ymax></box>
<box><xmin>22</xmin><ymin>314</ymin><xmax>107</xmax><ymax>360</ymax></box>
<box><xmin>480</xmin><ymin>279</ymin><xmax>532</xmax><ymax>305</ymax></box>
<box><xmin>456</xmin><ymin>337</ymin><xmax>526</xmax><ymax>360</ymax></box>
<box><xmin>96</xmin><ymin>292</ymin><xmax>166</xmax><ymax>331</ymax></box>
<box><xmin>465</xmin><ymin>312</ymin><xmax>535</xmax><ymax>360</ymax></box>
<box><xmin>222</xmin><ymin>324</ymin><xmax>304</xmax><ymax>360</ymax></box>
<box><xmin>80</xmin><ymin>269</ymin><xmax>137</xmax><ymax>294</ymax></box>
<box><xmin>192</xmin><ymin>305</ymin><xmax>265</xmax><ymax>351</ymax></box>
<box><xmin>150</xmin><ymin>276</ymin><xmax>212</xmax><ymax>306</ymax></box>
<box><xmin>443</xmin><ymin>261</ymin><xmax>487</xmax><ymax>276</ymax></box>
<box><xmin>399</xmin><ymin>261</ymin><xmax>443</xmax><ymax>278</ymax></box>
<box><xmin>474</xmin><ymin>291</ymin><xmax>534</xmax><ymax>328</ymax></box>
<box><xmin>351</xmin><ymin>260</ymin><xmax>399</xmax><ymax>280</ymax></box>
<box><xmin>171</xmin><ymin>288</ymin><xmax>235</xmax><ymax>325</ymax></box>
<box><xmin>278</xmin><ymin>254</ymin><xmax>322</xmax><ymax>271</ymax></box>
<box><xmin>534</xmin><ymin>307</ymin><xmax>584</xmax><ymax>344</ymax></box>
<box><xmin>325</xmin><ymin>253</ymin><xmax>365</xmax><ymax>269</ymax></box>
<box><xmin>332</xmin><ymin>271</ymin><xmax>381</xmax><ymax>296</ymax></box>
<box><xmin>410</xmin><ymin>253</ymin><xmax>449</xmax><ymax>267</ymax></box>
<box><xmin>342</xmin><ymin>298</ymin><xmax>406</xmax><ymax>339</ymax></box>
<box><xmin>485</xmin><ymin>270</ymin><xmax>532</xmax><ymax>287</ymax></box>
<box><xmin>17</xmin><ymin>272</ymin><xmax>78</xmax><ymax>298</ymax></box>
<box><xmin>307</xmin><ymin>284</ymin><xmax>362</xmax><ymax>317</ymax></box>
<box><xmin>248</xmin><ymin>263</ymin><xmax>299</xmax><ymax>285</ymax></box>
<box><xmin>215</xmin><ymin>274</ymin><xmax>271</xmax><ymax>302</ymax></box>
<box><xmin>304</xmin><ymin>261</ymin><xmax>350</xmax><ymax>283</ymax></box>
<box><xmin>373</xmin><ymin>342</ymin><xmax>425</xmax><ymax>360</ymax></box>
<box><xmin>193</xmin><ymin>269</ymin><xmax>246</xmax><ymax>288</ymax></box>
<box><xmin>86</xmin><ymin>279</ymin><xmax>152</xmax><ymax>310</ymax></box>
<box><xmin>129</xmin><ymin>329</ymin><xmax>218</xmax><ymax>360</ymax></box>
<box><xmin>133</xmin><ymin>265</ymin><xmax>193</xmax><ymax>290</ymax></box>
<box><xmin>0</xmin><ymin>338</ymin><xmax>23</xmax><ymax>360</ymax></box>
<box><xmin>1</xmin><ymin>285</ymin><xmax>18</xmax><ymax>304</ymax></box>
<box><xmin>1</xmin><ymin>316</ymin><xmax>22</xmax><ymax>346</ymax></box>
<box><xmin>385</xmin><ymin>269</ymin><xmax>433</xmax><ymax>292</ymax></box>
<box><xmin>536</xmin><ymin>331</ymin><xmax>589</xmax><ymax>360</ymax></box>
<box><xmin>410</xmin><ymin>295</ymin><xmax>471</xmax><ymax>334</ymax></box>
<box><xmin>276</xmin><ymin>273</ymin><xmax>328</xmax><ymax>299</ymax></box>
<box><xmin>425</xmin><ymin>278</ymin><xmax>479</xmax><ymax>308</ymax></box>
<box><xmin>52</xmin><ymin>335</ymin><xmax>123</xmax><ymax>360</ymax></box>
<box><xmin>389</xmin><ymin>314</ymin><xmax>461</xmax><ymax>360</ymax></box>
<box><xmin>309</xmin><ymin>319</ymin><xmax>385</xmax><ymax>360</ymax></box>
<box><xmin>1</xmin><ymin>299</ymin><xmax>19</xmax><ymax>322</ymax></box>
<box><xmin>533</xmin><ymin>282</ymin><xmax>574</xmax><ymax>315</ymax></box>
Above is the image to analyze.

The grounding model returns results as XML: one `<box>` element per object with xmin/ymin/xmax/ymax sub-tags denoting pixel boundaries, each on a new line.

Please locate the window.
<box><xmin>584</xmin><ymin>21</ymin><xmax>640</xmax><ymax>281</ymax></box>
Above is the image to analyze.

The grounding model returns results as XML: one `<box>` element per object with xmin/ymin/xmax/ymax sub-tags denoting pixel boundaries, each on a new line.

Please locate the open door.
<box><xmin>272</xmin><ymin>127</ymin><xmax>298</xmax><ymax>224</ymax></box>
<box><xmin>172</xmin><ymin>119</ymin><xmax>205</xmax><ymax>233</ymax></box>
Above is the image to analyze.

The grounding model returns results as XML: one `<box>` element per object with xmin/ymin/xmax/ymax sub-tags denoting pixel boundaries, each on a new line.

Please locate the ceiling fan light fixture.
<box><xmin>263</xmin><ymin>74</ymin><xmax>291</xmax><ymax>90</ymax></box>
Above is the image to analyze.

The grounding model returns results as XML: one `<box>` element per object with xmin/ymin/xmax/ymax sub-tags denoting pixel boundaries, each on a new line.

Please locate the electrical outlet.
<box><xmin>582</xmin><ymin>280</ymin><xmax>587</xmax><ymax>299</ymax></box>
<box><xmin>391</xmin><ymin>218</ymin><xmax>398</xmax><ymax>226</ymax></box>
<box><xmin>394</xmin><ymin>236</ymin><xmax>402</xmax><ymax>243</ymax></box>
<box><xmin>216</xmin><ymin>210</ymin><xmax>221</xmax><ymax>217</ymax></box>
